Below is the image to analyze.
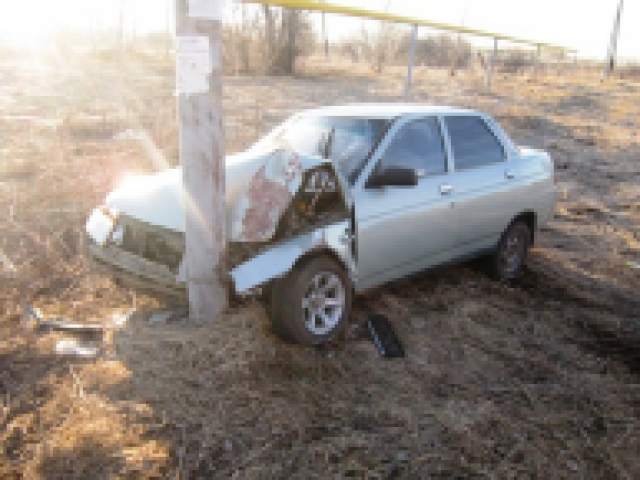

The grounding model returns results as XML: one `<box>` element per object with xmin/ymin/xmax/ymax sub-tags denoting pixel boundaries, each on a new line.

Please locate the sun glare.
<box><xmin>0</xmin><ymin>0</ymin><xmax>170</xmax><ymax>51</ymax></box>
<box><xmin>0</xmin><ymin>4</ymin><xmax>51</xmax><ymax>50</ymax></box>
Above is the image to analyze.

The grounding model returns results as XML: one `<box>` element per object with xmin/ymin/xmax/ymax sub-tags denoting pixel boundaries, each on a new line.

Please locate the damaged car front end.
<box><xmin>86</xmin><ymin>113</ymin><xmax>386</xmax><ymax>340</ymax></box>
<box><xmin>86</xmin><ymin>207</ymin><xmax>187</xmax><ymax>300</ymax></box>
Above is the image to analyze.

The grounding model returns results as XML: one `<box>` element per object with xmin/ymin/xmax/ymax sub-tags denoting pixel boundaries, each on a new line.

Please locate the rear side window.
<box><xmin>380</xmin><ymin>117</ymin><xmax>447</xmax><ymax>176</ymax></box>
<box><xmin>444</xmin><ymin>116</ymin><xmax>505</xmax><ymax>170</ymax></box>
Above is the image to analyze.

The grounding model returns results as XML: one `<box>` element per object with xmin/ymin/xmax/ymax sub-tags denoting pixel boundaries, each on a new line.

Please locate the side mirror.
<box><xmin>367</xmin><ymin>166</ymin><xmax>418</xmax><ymax>188</ymax></box>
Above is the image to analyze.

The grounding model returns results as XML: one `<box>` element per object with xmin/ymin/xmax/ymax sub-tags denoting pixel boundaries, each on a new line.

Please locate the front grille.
<box><xmin>115</xmin><ymin>215</ymin><xmax>184</xmax><ymax>272</ymax></box>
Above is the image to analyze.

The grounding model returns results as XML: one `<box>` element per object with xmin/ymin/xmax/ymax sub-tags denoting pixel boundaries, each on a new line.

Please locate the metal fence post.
<box><xmin>404</xmin><ymin>24</ymin><xmax>418</xmax><ymax>101</ymax></box>
<box><xmin>533</xmin><ymin>45</ymin><xmax>541</xmax><ymax>77</ymax></box>
<box><xmin>602</xmin><ymin>0</ymin><xmax>624</xmax><ymax>81</ymax></box>
<box><xmin>487</xmin><ymin>37</ymin><xmax>497</xmax><ymax>90</ymax></box>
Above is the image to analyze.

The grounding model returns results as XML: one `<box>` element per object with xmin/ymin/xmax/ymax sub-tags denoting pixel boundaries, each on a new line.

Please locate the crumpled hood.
<box><xmin>105</xmin><ymin>146</ymin><xmax>332</xmax><ymax>241</ymax></box>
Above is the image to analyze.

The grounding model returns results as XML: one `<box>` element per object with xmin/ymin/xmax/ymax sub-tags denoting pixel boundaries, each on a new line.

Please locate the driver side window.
<box><xmin>379</xmin><ymin>118</ymin><xmax>447</xmax><ymax>177</ymax></box>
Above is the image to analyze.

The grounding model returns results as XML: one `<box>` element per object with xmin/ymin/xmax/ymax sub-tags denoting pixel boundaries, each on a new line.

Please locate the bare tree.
<box><xmin>222</xmin><ymin>6</ymin><xmax>315</xmax><ymax>76</ymax></box>
<box><xmin>357</xmin><ymin>22</ymin><xmax>401</xmax><ymax>73</ymax></box>
<box><xmin>262</xmin><ymin>5</ymin><xmax>276</xmax><ymax>73</ymax></box>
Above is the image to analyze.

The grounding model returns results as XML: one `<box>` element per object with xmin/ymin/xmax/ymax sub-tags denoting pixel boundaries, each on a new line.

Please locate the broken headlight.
<box><xmin>86</xmin><ymin>206</ymin><xmax>118</xmax><ymax>246</ymax></box>
<box><xmin>109</xmin><ymin>222</ymin><xmax>125</xmax><ymax>246</ymax></box>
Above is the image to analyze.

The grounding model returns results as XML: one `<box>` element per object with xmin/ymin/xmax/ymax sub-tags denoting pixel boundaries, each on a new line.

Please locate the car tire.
<box><xmin>264</xmin><ymin>278</ymin><xmax>296</xmax><ymax>343</ymax></box>
<box><xmin>487</xmin><ymin>220</ymin><xmax>531</xmax><ymax>281</ymax></box>
<box><xmin>268</xmin><ymin>255</ymin><xmax>352</xmax><ymax>346</ymax></box>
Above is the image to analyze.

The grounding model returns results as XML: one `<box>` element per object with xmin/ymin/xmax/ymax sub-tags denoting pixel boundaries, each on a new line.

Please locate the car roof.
<box><xmin>300</xmin><ymin>103</ymin><xmax>478</xmax><ymax>120</ymax></box>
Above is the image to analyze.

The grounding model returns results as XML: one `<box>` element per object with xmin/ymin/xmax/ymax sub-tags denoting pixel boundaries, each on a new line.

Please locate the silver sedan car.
<box><xmin>86</xmin><ymin>104</ymin><xmax>557</xmax><ymax>345</ymax></box>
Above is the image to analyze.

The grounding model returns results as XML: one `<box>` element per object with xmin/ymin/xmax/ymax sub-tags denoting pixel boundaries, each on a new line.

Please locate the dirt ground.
<box><xmin>1</xmin><ymin>48</ymin><xmax>639</xmax><ymax>478</ymax></box>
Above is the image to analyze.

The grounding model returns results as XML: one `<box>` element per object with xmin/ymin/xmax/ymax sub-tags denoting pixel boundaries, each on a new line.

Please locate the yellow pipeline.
<box><xmin>243</xmin><ymin>0</ymin><xmax>575</xmax><ymax>52</ymax></box>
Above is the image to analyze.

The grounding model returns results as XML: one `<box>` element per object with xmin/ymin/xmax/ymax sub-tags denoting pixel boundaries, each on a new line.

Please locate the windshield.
<box><xmin>275</xmin><ymin>116</ymin><xmax>390</xmax><ymax>184</ymax></box>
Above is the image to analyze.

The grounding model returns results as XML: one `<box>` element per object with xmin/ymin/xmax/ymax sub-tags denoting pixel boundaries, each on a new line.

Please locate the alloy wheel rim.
<box><xmin>301</xmin><ymin>271</ymin><xmax>345</xmax><ymax>335</ymax></box>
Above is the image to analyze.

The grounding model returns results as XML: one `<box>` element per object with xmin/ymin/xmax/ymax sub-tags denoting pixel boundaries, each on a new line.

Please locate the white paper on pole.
<box><xmin>188</xmin><ymin>0</ymin><xmax>223</xmax><ymax>21</ymax></box>
<box><xmin>176</xmin><ymin>36</ymin><xmax>214</xmax><ymax>95</ymax></box>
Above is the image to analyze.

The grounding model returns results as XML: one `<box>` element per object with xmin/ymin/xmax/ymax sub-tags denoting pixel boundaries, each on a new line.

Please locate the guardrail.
<box><xmin>242</xmin><ymin>0</ymin><xmax>577</xmax><ymax>95</ymax></box>
<box><xmin>244</xmin><ymin>0</ymin><xmax>575</xmax><ymax>52</ymax></box>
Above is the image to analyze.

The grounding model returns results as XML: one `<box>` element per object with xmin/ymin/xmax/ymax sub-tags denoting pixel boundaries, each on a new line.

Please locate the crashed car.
<box><xmin>86</xmin><ymin>105</ymin><xmax>557</xmax><ymax>345</ymax></box>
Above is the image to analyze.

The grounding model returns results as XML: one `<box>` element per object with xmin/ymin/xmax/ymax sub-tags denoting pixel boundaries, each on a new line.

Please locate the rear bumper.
<box><xmin>87</xmin><ymin>240</ymin><xmax>186</xmax><ymax>301</ymax></box>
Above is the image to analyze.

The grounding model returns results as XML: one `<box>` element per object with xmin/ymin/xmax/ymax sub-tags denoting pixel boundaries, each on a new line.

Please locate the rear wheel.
<box><xmin>269</xmin><ymin>256</ymin><xmax>352</xmax><ymax>345</ymax></box>
<box><xmin>487</xmin><ymin>220</ymin><xmax>531</xmax><ymax>281</ymax></box>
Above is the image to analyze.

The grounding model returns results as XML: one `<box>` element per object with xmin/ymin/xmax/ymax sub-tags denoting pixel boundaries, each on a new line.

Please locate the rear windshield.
<box><xmin>276</xmin><ymin>116</ymin><xmax>390</xmax><ymax>184</ymax></box>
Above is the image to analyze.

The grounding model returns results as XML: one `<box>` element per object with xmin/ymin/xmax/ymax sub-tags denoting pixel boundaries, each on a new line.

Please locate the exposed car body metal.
<box><xmin>88</xmin><ymin>235</ymin><xmax>186</xmax><ymax>299</ymax></box>
<box><xmin>86</xmin><ymin>144</ymin><xmax>350</xmax><ymax>297</ymax></box>
<box><xmin>230</xmin><ymin>220</ymin><xmax>353</xmax><ymax>293</ymax></box>
<box><xmin>86</xmin><ymin>104</ymin><xmax>557</xmax><ymax>301</ymax></box>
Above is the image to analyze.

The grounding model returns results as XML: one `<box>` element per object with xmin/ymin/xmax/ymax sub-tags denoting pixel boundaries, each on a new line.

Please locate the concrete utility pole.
<box><xmin>602</xmin><ymin>0</ymin><xmax>624</xmax><ymax>80</ymax></box>
<box><xmin>176</xmin><ymin>0</ymin><xmax>227</xmax><ymax>322</ymax></box>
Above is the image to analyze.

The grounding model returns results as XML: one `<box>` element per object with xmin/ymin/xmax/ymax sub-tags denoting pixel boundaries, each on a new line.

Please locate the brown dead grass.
<box><xmin>1</xmin><ymin>48</ymin><xmax>639</xmax><ymax>478</ymax></box>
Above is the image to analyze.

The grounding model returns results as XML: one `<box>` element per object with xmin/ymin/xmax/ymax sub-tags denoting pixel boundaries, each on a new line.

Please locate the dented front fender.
<box><xmin>230</xmin><ymin>220</ymin><xmax>353</xmax><ymax>294</ymax></box>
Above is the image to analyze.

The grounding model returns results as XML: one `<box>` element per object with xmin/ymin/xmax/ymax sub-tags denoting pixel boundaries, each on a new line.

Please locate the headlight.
<box><xmin>86</xmin><ymin>208</ymin><xmax>115</xmax><ymax>246</ymax></box>
<box><xmin>101</xmin><ymin>206</ymin><xmax>119</xmax><ymax>220</ymax></box>
<box><xmin>110</xmin><ymin>223</ymin><xmax>125</xmax><ymax>246</ymax></box>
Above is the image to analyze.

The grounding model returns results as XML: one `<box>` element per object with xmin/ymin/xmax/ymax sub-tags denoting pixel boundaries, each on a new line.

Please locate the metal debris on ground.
<box><xmin>23</xmin><ymin>302</ymin><xmax>105</xmax><ymax>332</ymax></box>
<box><xmin>109</xmin><ymin>310</ymin><xmax>134</xmax><ymax>327</ymax></box>
<box><xmin>366</xmin><ymin>314</ymin><xmax>405</xmax><ymax>358</ymax></box>
<box><xmin>148</xmin><ymin>310</ymin><xmax>181</xmax><ymax>324</ymax></box>
<box><xmin>55</xmin><ymin>339</ymin><xmax>100</xmax><ymax>358</ymax></box>
<box><xmin>23</xmin><ymin>303</ymin><xmax>133</xmax><ymax>331</ymax></box>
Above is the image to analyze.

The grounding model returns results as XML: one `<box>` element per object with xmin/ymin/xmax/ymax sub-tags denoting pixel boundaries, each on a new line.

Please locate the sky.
<box><xmin>0</xmin><ymin>0</ymin><xmax>635</xmax><ymax>61</ymax></box>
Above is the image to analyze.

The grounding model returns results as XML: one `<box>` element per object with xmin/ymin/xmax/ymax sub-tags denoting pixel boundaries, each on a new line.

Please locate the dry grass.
<box><xmin>1</xmin><ymin>48</ymin><xmax>639</xmax><ymax>478</ymax></box>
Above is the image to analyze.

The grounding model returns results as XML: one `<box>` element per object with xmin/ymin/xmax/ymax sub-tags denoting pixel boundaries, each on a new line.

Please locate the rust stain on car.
<box><xmin>233</xmin><ymin>149</ymin><xmax>303</xmax><ymax>242</ymax></box>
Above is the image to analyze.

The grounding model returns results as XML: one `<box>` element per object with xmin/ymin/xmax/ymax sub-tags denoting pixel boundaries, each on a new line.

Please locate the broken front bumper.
<box><xmin>87</xmin><ymin>240</ymin><xmax>186</xmax><ymax>300</ymax></box>
<box><xmin>86</xmin><ymin>206</ymin><xmax>354</xmax><ymax>301</ymax></box>
<box><xmin>86</xmin><ymin>207</ymin><xmax>186</xmax><ymax>301</ymax></box>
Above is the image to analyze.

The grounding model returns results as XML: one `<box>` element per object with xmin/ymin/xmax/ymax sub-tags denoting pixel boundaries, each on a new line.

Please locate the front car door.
<box><xmin>352</xmin><ymin>116</ymin><xmax>457</xmax><ymax>291</ymax></box>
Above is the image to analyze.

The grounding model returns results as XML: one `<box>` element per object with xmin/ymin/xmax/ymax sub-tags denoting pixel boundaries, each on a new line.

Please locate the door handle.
<box><xmin>439</xmin><ymin>184</ymin><xmax>454</xmax><ymax>195</ymax></box>
<box><xmin>505</xmin><ymin>170</ymin><xmax>515</xmax><ymax>179</ymax></box>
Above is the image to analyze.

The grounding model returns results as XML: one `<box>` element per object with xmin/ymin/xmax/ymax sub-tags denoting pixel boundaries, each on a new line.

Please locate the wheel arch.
<box><xmin>511</xmin><ymin>211</ymin><xmax>537</xmax><ymax>245</ymax></box>
<box><xmin>230</xmin><ymin>231</ymin><xmax>354</xmax><ymax>296</ymax></box>
<box><xmin>292</xmin><ymin>246</ymin><xmax>352</xmax><ymax>281</ymax></box>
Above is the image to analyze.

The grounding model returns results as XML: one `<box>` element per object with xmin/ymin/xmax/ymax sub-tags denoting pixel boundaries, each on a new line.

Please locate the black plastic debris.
<box><xmin>366</xmin><ymin>314</ymin><xmax>405</xmax><ymax>358</ymax></box>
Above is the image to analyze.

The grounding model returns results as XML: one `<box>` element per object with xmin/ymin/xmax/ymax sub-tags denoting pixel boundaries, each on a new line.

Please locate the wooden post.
<box><xmin>176</xmin><ymin>0</ymin><xmax>227</xmax><ymax>322</ymax></box>
<box><xmin>404</xmin><ymin>25</ymin><xmax>417</xmax><ymax>101</ymax></box>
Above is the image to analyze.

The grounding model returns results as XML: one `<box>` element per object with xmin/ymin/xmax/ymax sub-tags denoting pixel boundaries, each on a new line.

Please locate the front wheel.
<box><xmin>269</xmin><ymin>255</ymin><xmax>352</xmax><ymax>345</ymax></box>
<box><xmin>487</xmin><ymin>220</ymin><xmax>531</xmax><ymax>281</ymax></box>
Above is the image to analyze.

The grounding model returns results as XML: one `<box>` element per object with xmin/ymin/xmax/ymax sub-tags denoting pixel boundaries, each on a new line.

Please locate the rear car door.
<box><xmin>442</xmin><ymin>115</ymin><xmax>515</xmax><ymax>254</ymax></box>
<box><xmin>353</xmin><ymin>116</ymin><xmax>457</xmax><ymax>290</ymax></box>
